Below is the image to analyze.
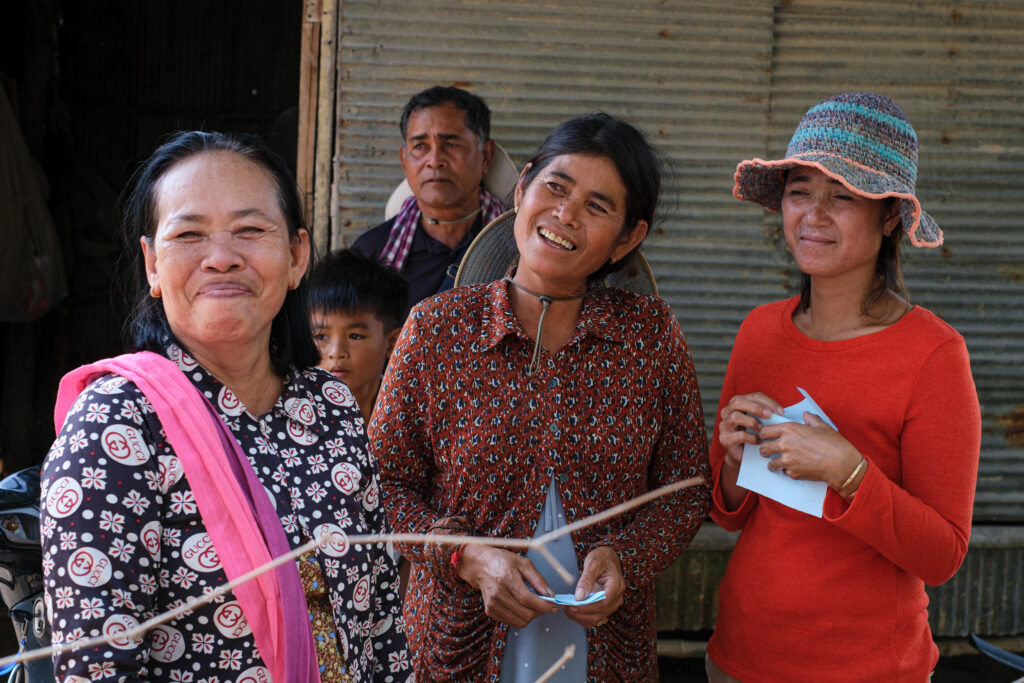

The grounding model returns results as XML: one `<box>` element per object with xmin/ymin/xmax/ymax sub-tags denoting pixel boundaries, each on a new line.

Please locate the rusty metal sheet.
<box><xmin>657</xmin><ymin>524</ymin><xmax>1024</xmax><ymax>636</ymax></box>
<box><xmin>335</xmin><ymin>0</ymin><xmax>1024</xmax><ymax>521</ymax></box>
<box><xmin>769</xmin><ymin>0</ymin><xmax>1024</xmax><ymax>521</ymax></box>
<box><xmin>335</xmin><ymin>0</ymin><xmax>777</xmax><ymax>432</ymax></box>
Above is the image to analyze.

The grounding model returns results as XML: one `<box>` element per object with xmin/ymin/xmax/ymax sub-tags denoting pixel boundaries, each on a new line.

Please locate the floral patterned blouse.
<box><xmin>41</xmin><ymin>343</ymin><xmax>411</xmax><ymax>682</ymax></box>
<box><xmin>369</xmin><ymin>281</ymin><xmax>711</xmax><ymax>681</ymax></box>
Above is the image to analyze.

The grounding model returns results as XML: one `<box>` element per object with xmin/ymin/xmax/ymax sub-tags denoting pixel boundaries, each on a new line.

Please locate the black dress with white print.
<box><xmin>41</xmin><ymin>343</ymin><xmax>411</xmax><ymax>682</ymax></box>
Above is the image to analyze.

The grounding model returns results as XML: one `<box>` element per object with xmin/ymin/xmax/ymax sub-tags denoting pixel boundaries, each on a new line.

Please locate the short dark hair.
<box><xmin>399</xmin><ymin>86</ymin><xmax>491</xmax><ymax>143</ymax></box>
<box><xmin>119</xmin><ymin>130</ymin><xmax>319</xmax><ymax>374</ymax></box>
<box><xmin>519</xmin><ymin>112</ymin><xmax>662</xmax><ymax>278</ymax></box>
<box><xmin>307</xmin><ymin>249</ymin><xmax>410</xmax><ymax>332</ymax></box>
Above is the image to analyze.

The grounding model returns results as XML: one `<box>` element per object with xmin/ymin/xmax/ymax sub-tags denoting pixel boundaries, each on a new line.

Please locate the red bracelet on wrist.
<box><xmin>451</xmin><ymin>543</ymin><xmax>467</xmax><ymax>576</ymax></box>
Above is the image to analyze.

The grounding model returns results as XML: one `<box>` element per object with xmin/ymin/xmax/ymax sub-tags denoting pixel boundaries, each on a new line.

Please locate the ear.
<box><xmin>141</xmin><ymin>236</ymin><xmax>161</xmax><ymax>297</ymax></box>
<box><xmin>513</xmin><ymin>163</ymin><xmax>533</xmax><ymax>210</ymax></box>
<box><xmin>609</xmin><ymin>220</ymin><xmax>649</xmax><ymax>264</ymax></box>
<box><xmin>480</xmin><ymin>139</ymin><xmax>496</xmax><ymax>173</ymax></box>
<box><xmin>289</xmin><ymin>228</ymin><xmax>311</xmax><ymax>288</ymax></box>
<box><xmin>882</xmin><ymin>200</ymin><xmax>902</xmax><ymax>237</ymax></box>
<box><xmin>384</xmin><ymin>326</ymin><xmax>402</xmax><ymax>358</ymax></box>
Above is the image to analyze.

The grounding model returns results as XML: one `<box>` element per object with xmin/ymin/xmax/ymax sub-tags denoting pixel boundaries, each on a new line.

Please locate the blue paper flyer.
<box><xmin>735</xmin><ymin>388</ymin><xmax>837</xmax><ymax>517</ymax></box>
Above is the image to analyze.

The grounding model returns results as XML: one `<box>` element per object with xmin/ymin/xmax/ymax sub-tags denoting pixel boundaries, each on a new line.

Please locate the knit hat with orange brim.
<box><xmin>733</xmin><ymin>92</ymin><xmax>942</xmax><ymax>248</ymax></box>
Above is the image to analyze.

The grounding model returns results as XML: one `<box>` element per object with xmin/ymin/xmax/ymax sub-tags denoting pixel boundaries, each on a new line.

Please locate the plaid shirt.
<box><xmin>380</xmin><ymin>187</ymin><xmax>505</xmax><ymax>271</ymax></box>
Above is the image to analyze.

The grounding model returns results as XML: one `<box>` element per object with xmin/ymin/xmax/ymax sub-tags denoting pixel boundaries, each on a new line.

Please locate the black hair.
<box><xmin>307</xmin><ymin>249</ymin><xmax>410</xmax><ymax>332</ymax></box>
<box><xmin>399</xmin><ymin>85</ymin><xmax>491</xmax><ymax>143</ymax></box>
<box><xmin>118</xmin><ymin>130</ymin><xmax>319</xmax><ymax>374</ymax></box>
<box><xmin>519</xmin><ymin>112</ymin><xmax>661</xmax><ymax>279</ymax></box>
<box><xmin>797</xmin><ymin>197</ymin><xmax>909</xmax><ymax>315</ymax></box>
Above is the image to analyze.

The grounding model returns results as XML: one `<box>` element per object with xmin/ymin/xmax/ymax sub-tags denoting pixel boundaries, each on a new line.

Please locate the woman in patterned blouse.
<box><xmin>41</xmin><ymin>132</ymin><xmax>410</xmax><ymax>681</ymax></box>
<box><xmin>370</xmin><ymin>114</ymin><xmax>712</xmax><ymax>681</ymax></box>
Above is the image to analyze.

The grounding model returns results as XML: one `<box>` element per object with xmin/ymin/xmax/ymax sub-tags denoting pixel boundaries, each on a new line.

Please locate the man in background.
<box><xmin>351</xmin><ymin>85</ymin><xmax>507</xmax><ymax>305</ymax></box>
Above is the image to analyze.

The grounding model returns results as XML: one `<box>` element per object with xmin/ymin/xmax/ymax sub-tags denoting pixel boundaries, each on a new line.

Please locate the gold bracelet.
<box><xmin>839</xmin><ymin>458</ymin><xmax>867</xmax><ymax>491</ymax></box>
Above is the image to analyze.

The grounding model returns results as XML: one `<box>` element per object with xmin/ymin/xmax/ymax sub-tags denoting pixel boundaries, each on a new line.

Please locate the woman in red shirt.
<box><xmin>708</xmin><ymin>93</ymin><xmax>981</xmax><ymax>682</ymax></box>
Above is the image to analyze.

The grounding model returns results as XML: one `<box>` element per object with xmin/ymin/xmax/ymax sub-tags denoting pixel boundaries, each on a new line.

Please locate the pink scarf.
<box><xmin>54</xmin><ymin>351</ymin><xmax>320</xmax><ymax>683</ymax></box>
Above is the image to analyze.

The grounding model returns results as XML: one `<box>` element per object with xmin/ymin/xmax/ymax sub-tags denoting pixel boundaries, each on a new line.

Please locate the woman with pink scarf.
<box><xmin>41</xmin><ymin>131</ymin><xmax>409</xmax><ymax>682</ymax></box>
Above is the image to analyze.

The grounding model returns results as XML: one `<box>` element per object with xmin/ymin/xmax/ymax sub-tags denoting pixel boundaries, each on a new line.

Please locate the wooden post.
<box><xmin>312</xmin><ymin>0</ymin><xmax>339</xmax><ymax>255</ymax></box>
<box><xmin>330</xmin><ymin>35</ymin><xmax>344</xmax><ymax>248</ymax></box>
<box><xmin>296</xmin><ymin>0</ymin><xmax>322</xmax><ymax>233</ymax></box>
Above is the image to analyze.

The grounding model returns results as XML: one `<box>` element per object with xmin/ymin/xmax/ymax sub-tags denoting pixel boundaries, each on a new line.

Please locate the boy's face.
<box><xmin>311</xmin><ymin>308</ymin><xmax>400</xmax><ymax>403</ymax></box>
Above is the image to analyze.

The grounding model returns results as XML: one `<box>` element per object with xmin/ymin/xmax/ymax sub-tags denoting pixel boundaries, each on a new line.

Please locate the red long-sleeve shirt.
<box><xmin>708</xmin><ymin>297</ymin><xmax>980</xmax><ymax>683</ymax></box>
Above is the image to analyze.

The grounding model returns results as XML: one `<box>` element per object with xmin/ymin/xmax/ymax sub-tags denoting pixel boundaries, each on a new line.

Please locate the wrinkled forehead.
<box><xmin>404</xmin><ymin>102</ymin><xmax>477</xmax><ymax>142</ymax></box>
<box><xmin>152</xmin><ymin>150</ymin><xmax>289</xmax><ymax>229</ymax></box>
<box><xmin>533</xmin><ymin>153</ymin><xmax>628</xmax><ymax>203</ymax></box>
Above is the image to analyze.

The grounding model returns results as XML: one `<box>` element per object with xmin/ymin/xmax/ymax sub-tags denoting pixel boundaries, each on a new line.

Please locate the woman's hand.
<box><xmin>717</xmin><ymin>393</ymin><xmax>783</xmax><ymax>509</ymax></box>
<box><xmin>564</xmin><ymin>546</ymin><xmax>625</xmax><ymax>629</ymax></box>
<box><xmin>456</xmin><ymin>545</ymin><xmax>559</xmax><ymax>628</ymax></box>
<box><xmin>759</xmin><ymin>412</ymin><xmax>864</xmax><ymax>494</ymax></box>
<box><xmin>718</xmin><ymin>393</ymin><xmax>784</xmax><ymax>468</ymax></box>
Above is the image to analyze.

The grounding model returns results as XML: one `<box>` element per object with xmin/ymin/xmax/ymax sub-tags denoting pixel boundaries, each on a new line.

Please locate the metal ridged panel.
<box><xmin>769</xmin><ymin>0</ymin><xmax>1024</xmax><ymax>521</ymax></box>
<box><xmin>929</xmin><ymin>525</ymin><xmax>1024</xmax><ymax>636</ymax></box>
<box><xmin>656</xmin><ymin>523</ymin><xmax>1024</xmax><ymax>636</ymax></box>
<box><xmin>337</xmin><ymin>1</ymin><xmax>1024</xmax><ymax>521</ymax></box>
<box><xmin>336</xmin><ymin>0</ymin><xmax>778</xmax><ymax>429</ymax></box>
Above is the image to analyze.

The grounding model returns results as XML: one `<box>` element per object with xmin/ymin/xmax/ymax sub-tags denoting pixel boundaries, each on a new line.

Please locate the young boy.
<box><xmin>307</xmin><ymin>249</ymin><xmax>410</xmax><ymax>424</ymax></box>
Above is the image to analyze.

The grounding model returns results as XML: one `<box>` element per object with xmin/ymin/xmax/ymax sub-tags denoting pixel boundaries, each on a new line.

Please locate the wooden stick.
<box><xmin>1</xmin><ymin>531</ymin><xmax>331</xmax><ymax>667</ymax></box>
<box><xmin>329</xmin><ymin>15</ymin><xmax>345</xmax><ymax>248</ymax></box>
<box><xmin>534</xmin><ymin>477</ymin><xmax>703</xmax><ymax>548</ymax></box>
<box><xmin>311</xmin><ymin>0</ymin><xmax>338</xmax><ymax>254</ymax></box>
<box><xmin>3</xmin><ymin>476</ymin><xmax>704</xmax><ymax>668</ymax></box>
<box><xmin>533</xmin><ymin>645</ymin><xmax>575</xmax><ymax>683</ymax></box>
<box><xmin>296</xmin><ymin>0</ymin><xmax>322</xmax><ymax>226</ymax></box>
<box><xmin>532</xmin><ymin>542</ymin><xmax>574</xmax><ymax>585</ymax></box>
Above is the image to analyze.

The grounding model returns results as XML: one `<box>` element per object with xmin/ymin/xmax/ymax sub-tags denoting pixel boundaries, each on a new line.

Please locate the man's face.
<box><xmin>399</xmin><ymin>101</ymin><xmax>494</xmax><ymax>215</ymax></box>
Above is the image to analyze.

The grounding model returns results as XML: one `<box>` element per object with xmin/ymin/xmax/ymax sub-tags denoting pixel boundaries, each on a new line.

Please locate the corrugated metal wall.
<box><xmin>928</xmin><ymin>526</ymin><xmax>1024</xmax><ymax>636</ymax></box>
<box><xmin>335</xmin><ymin>0</ymin><xmax>780</xmax><ymax>442</ymax></box>
<box><xmin>335</xmin><ymin>0</ymin><xmax>1024</xmax><ymax>520</ymax></box>
<box><xmin>768</xmin><ymin>0</ymin><xmax>1024</xmax><ymax>521</ymax></box>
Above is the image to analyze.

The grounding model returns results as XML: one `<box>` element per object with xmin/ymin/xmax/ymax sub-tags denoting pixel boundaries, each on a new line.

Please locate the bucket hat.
<box><xmin>733</xmin><ymin>92</ymin><xmax>942</xmax><ymax>247</ymax></box>
<box><xmin>453</xmin><ymin>209</ymin><xmax>658</xmax><ymax>296</ymax></box>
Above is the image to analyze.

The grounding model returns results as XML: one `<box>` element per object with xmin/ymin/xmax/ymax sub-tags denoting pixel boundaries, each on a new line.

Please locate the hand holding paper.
<box><xmin>736</xmin><ymin>388</ymin><xmax>837</xmax><ymax>517</ymax></box>
<box><xmin>538</xmin><ymin>590</ymin><xmax>606</xmax><ymax>606</ymax></box>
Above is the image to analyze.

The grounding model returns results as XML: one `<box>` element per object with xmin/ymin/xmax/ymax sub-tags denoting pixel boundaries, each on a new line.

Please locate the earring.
<box><xmin>150</xmin><ymin>285</ymin><xmax>161</xmax><ymax>299</ymax></box>
<box><xmin>513</xmin><ymin>205</ymin><xmax>519</xmax><ymax>214</ymax></box>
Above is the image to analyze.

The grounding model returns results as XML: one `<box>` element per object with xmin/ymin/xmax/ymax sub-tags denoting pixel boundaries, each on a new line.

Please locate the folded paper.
<box><xmin>538</xmin><ymin>590</ymin><xmax>607</xmax><ymax>606</ymax></box>
<box><xmin>736</xmin><ymin>387</ymin><xmax>837</xmax><ymax>517</ymax></box>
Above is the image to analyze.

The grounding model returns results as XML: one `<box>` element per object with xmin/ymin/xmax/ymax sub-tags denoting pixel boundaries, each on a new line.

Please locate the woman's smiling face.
<box><xmin>512</xmin><ymin>153</ymin><xmax>647</xmax><ymax>296</ymax></box>
<box><xmin>141</xmin><ymin>150</ymin><xmax>309</xmax><ymax>356</ymax></box>
<box><xmin>782</xmin><ymin>165</ymin><xmax>899</xmax><ymax>283</ymax></box>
